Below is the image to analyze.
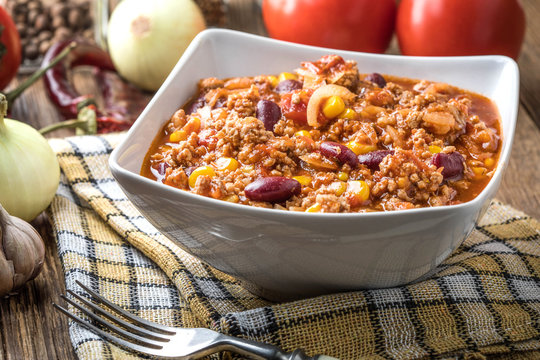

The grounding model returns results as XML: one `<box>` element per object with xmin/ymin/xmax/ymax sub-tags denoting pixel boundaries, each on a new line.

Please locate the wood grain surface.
<box><xmin>1</xmin><ymin>1</ymin><xmax>539</xmax><ymax>359</ymax></box>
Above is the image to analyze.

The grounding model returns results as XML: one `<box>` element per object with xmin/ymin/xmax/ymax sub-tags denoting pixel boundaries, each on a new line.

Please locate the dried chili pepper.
<box><xmin>42</xmin><ymin>39</ymin><xmax>149</xmax><ymax>134</ymax></box>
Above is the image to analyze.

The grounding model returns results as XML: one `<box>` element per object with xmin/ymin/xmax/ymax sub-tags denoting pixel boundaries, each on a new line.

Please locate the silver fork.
<box><xmin>54</xmin><ymin>281</ymin><xmax>338</xmax><ymax>360</ymax></box>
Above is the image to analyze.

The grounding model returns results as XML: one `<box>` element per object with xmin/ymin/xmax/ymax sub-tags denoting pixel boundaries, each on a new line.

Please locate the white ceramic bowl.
<box><xmin>109</xmin><ymin>29</ymin><xmax>519</xmax><ymax>300</ymax></box>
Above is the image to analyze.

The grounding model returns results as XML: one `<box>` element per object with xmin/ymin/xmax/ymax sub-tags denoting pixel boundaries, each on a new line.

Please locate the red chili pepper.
<box><xmin>42</xmin><ymin>39</ymin><xmax>148</xmax><ymax>134</ymax></box>
<box><xmin>43</xmin><ymin>39</ymin><xmax>115</xmax><ymax>119</ymax></box>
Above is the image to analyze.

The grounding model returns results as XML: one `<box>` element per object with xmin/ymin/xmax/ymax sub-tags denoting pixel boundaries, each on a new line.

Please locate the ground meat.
<box><xmin>216</xmin><ymin>115</ymin><xmax>270</xmax><ymax>152</ymax></box>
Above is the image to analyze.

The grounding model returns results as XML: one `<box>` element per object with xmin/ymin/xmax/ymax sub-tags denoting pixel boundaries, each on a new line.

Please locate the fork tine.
<box><xmin>76</xmin><ymin>280</ymin><xmax>175</xmax><ymax>335</ymax></box>
<box><xmin>67</xmin><ymin>290</ymin><xmax>171</xmax><ymax>342</ymax></box>
<box><xmin>53</xmin><ymin>303</ymin><xmax>161</xmax><ymax>356</ymax></box>
<box><xmin>60</xmin><ymin>295</ymin><xmax>165</xmax><ymax>349</ymax></box>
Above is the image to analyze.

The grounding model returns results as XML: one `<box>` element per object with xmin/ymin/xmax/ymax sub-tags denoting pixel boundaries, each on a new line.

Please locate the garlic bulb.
<box><xmin>0</xmin><ymin>204</ymin><xmax>45</xmax><ymax>297</ymax></box>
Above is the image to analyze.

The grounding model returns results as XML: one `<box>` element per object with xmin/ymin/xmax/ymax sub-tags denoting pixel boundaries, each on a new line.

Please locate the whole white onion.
<box><xmin>107</xmin><ymin>0</ymin><xmax>206</xmax><ymax>92</ymax></box>
<box><xmin>0</xmin><ymin>95</ymin><xmax>60</xmax><ymax>222</ymax></box>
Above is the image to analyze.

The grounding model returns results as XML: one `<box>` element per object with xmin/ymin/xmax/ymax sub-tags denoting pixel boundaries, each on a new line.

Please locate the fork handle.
<box><xmin>219</xmin><ymin>334</ymin><xmax>339</xmax><ymax>360</ymax></box>
<box><xmin>286</xmin><ymin>349</ymin><xmax>339</xmax><ymax>360</ymax></box>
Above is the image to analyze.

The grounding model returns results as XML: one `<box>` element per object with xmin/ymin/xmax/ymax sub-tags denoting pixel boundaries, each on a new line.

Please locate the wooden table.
<box><xmin>1</xmin><ymin>1</ymin><xmax>539</xmax><ymax>359</ymax></box>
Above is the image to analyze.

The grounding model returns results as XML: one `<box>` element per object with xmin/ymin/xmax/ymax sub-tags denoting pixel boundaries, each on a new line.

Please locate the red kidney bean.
<box><xmin>365</xmin><ymin>73</ymin><xmax>386</xmax><ymax>88</ymax></box>
<box><xmin>244</xmin><ymin>177</ymin><xmax>301</xmax><ymax>203</ymax></box>
<box><xmin>320</xmin><ymin>141</ymin><xmax>359</xmax><ymax>168</ymax></box>
<box><xmin>185</xmin><ymin>94</ymin><xmax>206</xmax><ymax>114</ymax></box>
<box><xmin>275</xmin><ymin>79</ymin><xmax>303</xmax><ymax>93</ymax></box>
<box><xmin>256</xmin><ymin>99</ymin><xmax>282</xmax><ymax>131</ymax></box>
<box><xmin>214</xmin><ymin>96</ymin><xmax>227</xmax><ymax>109</ymax></box>
<box><xmin>432</xmin><ymin>152</ymin><xmax>464</xmax><ymax>180</ymax></box>
<box><xmin>358</xmin><ymin>150</ymin><xmax>395</xmax><ymax>170</ymax></box>
<box><xmin>157</xmin><ymin>162</ymin><xmax>170</xmax><ymax>176</ymax></box>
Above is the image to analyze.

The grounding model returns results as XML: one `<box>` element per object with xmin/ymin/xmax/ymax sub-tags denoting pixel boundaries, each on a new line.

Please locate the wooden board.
<box><xmin>1</xmin><ymin>1</ymin><xmax>539</xmax><ymax>358</ymax></box>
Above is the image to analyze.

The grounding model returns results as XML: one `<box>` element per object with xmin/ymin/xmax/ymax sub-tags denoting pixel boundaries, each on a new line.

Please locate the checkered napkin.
<box><xmin>47</xmin><ymin>133</ymin><xmax>540</xmax><ymax>360</ymax></box>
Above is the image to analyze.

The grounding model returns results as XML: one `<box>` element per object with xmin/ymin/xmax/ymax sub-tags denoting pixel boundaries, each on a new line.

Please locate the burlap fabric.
<box><xmin>47</xmin><ymin>134</ymin><xmax>540</xmax><ymax>360</ymax></box>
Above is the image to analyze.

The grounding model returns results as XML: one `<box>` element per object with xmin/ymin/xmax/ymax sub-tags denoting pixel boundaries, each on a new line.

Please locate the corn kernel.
<box><xmin>305</xmin><ymin>203</ymin><xmax>322</xmax><ymax>213</ymax></box>
<box><xmin>477</xmin><ymin>130</ymin><xmax>492</xmax><ymax>143</ymax></box>
<box><xmin>267</xmin><ymin>75</ymin><xmax>279</xmax><ymax>87</ymax></box>
<box><xmin>471</xmin><ymin>167</ymin><xmax>487</xmax><ymax>178</ymax></box>
<box><xmin>322</xmin><ymin>95</ymin><xmax>345</xmax><ymax>119</ymax></box>
<box><xmin>278</xmin><ymin>72</ymin><xmax>297</xmax><ymax>82</ymax></box>
<box><xmin>429</xmin><ymin>145</ymin><xmax>442</xmax><ymax>154</ymax></box>
<box><xmin>339</xmin><ymin>108</ymin><xmax>357</xmax><ymax>120</ymax></box>
<box><xmin>337</xmin><ymin>172</ymin><xmax>349</xmax><ymax>181</ymax></box>
<box><xmin>215</xmin><ymin>157</ymin><xmax>239</xmax><ymax>172</ymax></box>
<box><xmin>223</xmin><ymin>194</ymin><xmax>239</xmax><ymax>203</ymax></box>
<box><xmin>183</xmin><ymin>116</ymin><xmax>201</xmax><ymax>134</ymax></box>
<box><xmin>397</xmin><ymin>176</ymin><xmax>408</xmax><ymax>189</ymax></box>
<box><xmin>331</xmin><ymin>181</ymin><xmax>348</xmax><ymax>196</ymax></box>
<box><xmin>160</xmin><ymin>145</ymin><xmax>172</xmax><ymax>152</ymax></box>
<box><xmin>188</xmin><ymin>166</ymin><xmax>215</xmax><ymax>188</ymax></box>
<box><xmin>169</xmin><ymin>129</ymin><xmax>187</xmax><ymax>143</ymax></box>
<box><xmin>484</xmin><ymin>157</ymin><xmax>495</xmax><ymax>168</ymax></box>
<box><xmin>347</xmin><ymin>180</ymin><xmax>370</xmax><ymax>202</ymax></box>
<box><xmin>346</xmin><ymin>141</ymin><xmax>377</xmax><ymax>155</ymax></box>
<box><xmin>295</xmin><ymin>130</ymin><xmax>311</xmax><ymax>138</ymax></box>
<box><xmin>293</xmin><ymin>175</ymin><xmax>312</xmax><ymax>186</ymax></box>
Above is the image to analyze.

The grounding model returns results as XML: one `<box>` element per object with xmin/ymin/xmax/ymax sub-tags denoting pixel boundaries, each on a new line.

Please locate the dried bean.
<box><xmin>245</xmin><ymin>177</ymin><xmax>301</xmax><ymax>203</ymax></box>
<box><xmin>39</xmin><ymin>41</ymin><xmax>50</xmax><ymax>55</ymax></box>
<box><xmin>27</xmin><ymin>1</ymin><xmax>40</xmax><ymax>11</ymax></box>
<box><xmin>52</xmin><ymin>15</ymin><xmax>65</xmax><ymax>29</ymax></box>
<box><xmin>25</xmin><ymin>44</ymin><xmax>39</xmax><ymax>60</ymax></box>
<box><xmin>6</xmin><ymin>0</ymin><xmax>95</xmax><ymax>64</ymax></box>
<box><xmin>320</xmin><ymin>141</ymin><xmax>359</xmax><ymax>168</ymax></box>
<box><xmin>50</xmin><ymin>3</ymin><xmax>67</xmax><ymax>18</ymax></box>
<box><xmin>54</xmin><ymin>27</ymin><xmax>71</xmax><ymax>41</ymax></box>
<box><xmin>27</xmin><ymin>9</ymin><xmax>38</xmax><ymax>24</ymax></box>
<box><xmin>38</xmin><ymin>30</ymin><xmax>52</xmax><ymax>42</ymax></box>
<box><xmin>34</xmin><ymin>14</ymin><xmax>49</xmax><ymax>31</ymax></box>
<box><xmin>68</xmin><ymin>8</ymin><xmax>81</xmax><ymax>29</ymax></box>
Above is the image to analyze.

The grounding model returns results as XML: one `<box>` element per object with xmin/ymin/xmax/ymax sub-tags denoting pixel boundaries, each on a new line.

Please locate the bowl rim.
<box><xmin>109</xmin><ymin>28</ymin><xmax>520</xmax><ymax>220</ymax></box>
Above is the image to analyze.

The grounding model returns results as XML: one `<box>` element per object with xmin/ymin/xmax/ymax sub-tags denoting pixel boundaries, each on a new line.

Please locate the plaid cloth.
<box><xmin>47</xmin><ymin>133</ymin><xmax>540</xmax><ymax>360</ymax></box>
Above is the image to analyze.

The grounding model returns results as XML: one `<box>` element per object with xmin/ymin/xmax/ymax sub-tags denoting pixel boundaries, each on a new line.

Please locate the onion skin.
<box><xmin>107</xmin><ymin>0</ymin><xmax>206</xmax><ymax>91</ymax></box>
<box><xmin>0</xmin><ymin>115</ymin><xmax>60</xmax><ymax>222</ymax></box>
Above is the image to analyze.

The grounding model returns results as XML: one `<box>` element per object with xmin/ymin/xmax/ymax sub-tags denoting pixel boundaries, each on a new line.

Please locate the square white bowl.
<box><xmin>110</xmin><ymin>29</ymin><xmax>519</xmax><ymax>300</ymax></box>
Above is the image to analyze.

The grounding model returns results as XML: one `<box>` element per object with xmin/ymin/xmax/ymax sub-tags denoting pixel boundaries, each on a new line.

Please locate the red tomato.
<box><xmin>280</xmin><ymin>91</ymin><xmax>308</xmax><ymax>124</ymax></box>
<box><xmin>262</xmin><ymin>0</ymin><xmax>396</xmax><ymax>53</ymax></box>
<box><xmin>0</xmin><ymin>6</ymin><xmax>21</xmax><ymax>90</ymax></box>
<box><xmin>396</xmin><ymin>0</ymin><xmax>526</xmax><ymax>60</ymax></box>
